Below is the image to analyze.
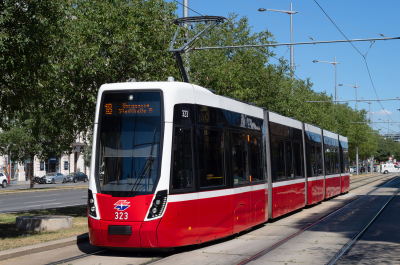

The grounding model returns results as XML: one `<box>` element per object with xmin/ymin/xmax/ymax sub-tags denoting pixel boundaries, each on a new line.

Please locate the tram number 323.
<box><xmin>115</xmin><ymin>212</ymin><xmax>128</xmax><ymax>220</ymax></box>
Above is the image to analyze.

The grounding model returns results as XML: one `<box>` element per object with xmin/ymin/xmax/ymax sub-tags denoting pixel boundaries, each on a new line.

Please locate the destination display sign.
<box><xmin>102</xmin><ymin>92</ymin><xmax>161</xmax><ymax>117</ymax></box>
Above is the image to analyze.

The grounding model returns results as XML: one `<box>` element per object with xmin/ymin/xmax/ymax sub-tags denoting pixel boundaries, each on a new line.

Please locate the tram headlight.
<box><xmin>88</xmin><ymin>189</ymin><xmax>97</xmax><ymax>218</ymax></box>
<box><xmin>147</xmin><ymin>190</ymin><xmax>168</xmax><ymax>219</ymax></box>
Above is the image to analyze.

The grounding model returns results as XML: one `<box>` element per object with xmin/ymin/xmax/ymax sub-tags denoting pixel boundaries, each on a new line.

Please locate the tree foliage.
<box><xmin>187</xmin><ymin>15</ymin><xmax>378</xmax><ymax>161</ymax></box>
<box><xmin>0</xmin><ymin>2</ymin><xmax>383</xmax><ymax>181</ymax></box>
<box><xmin>374</xmin><ymin>137</ymin><xmax>400</xmax><ymax>162</ymax></box>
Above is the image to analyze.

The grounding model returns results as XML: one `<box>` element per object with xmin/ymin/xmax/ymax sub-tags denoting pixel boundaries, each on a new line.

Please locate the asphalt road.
<box><xmin>0</xmin><ymin>189</ymin><xmax>87</xmax><ymax>213</ymax></box>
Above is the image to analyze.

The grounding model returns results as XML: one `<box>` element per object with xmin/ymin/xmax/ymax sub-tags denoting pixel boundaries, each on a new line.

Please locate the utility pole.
<box><xmin>290</xmin><ymin>3</ymin><xmax>294</xmax><ymax>81</ymax></box>
<box><xmin>258</xmin><ymin>4</ymin><xmax>297</xmax><ymax>84</ymax></box>
<box><xmin>183</xmin><ymin>0</ymin><xmax>190</xmax><ymax>75</ymax></box>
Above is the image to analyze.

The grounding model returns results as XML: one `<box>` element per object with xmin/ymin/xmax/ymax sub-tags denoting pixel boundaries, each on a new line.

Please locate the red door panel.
<box><xmin>199</xmin><ymin>194</ymin><xmax>232</xmax><ymax>243</ymax></box>
<box><xmin>157</xmin><ymin>200</ymin><xmax>199</xmax><ymax>247</ymax></box>
<box><xmin>233</xmin><ymin>204</ymin><xmax>247</xmax><ymax>233</ymax></box>
<box><xmin>272</xmin><ymin>186</ymin><xmax>288</xmax><ymax>218</ymax></box>
<box><xmin>254</xmin><ymin>200</ymin><xmax>266</xmax><ymax>225</ymax></box>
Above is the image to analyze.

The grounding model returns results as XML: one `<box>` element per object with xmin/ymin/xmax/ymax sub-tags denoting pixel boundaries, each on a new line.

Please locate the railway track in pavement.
<box><xmin>237</xmin><ymin>174</ymin><xmax>400</xmax><ymax>265</ymax></box>
<box><xmin>3</xmin><ymin>174</ymin><xmax>398</xmax><ymax>265</ymax></box>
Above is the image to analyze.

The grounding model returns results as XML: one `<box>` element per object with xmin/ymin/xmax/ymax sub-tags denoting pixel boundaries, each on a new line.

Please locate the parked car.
<box><xmin>66</xmin><ymin>172</ymin><xmax>88</xmax><ymax>183</ymax></box>
<box><xmin>43</xmin><ymin>172</ymin><xmax>66</xmax><ymax>184</ymax></box>
<box><xmin>0</xmin><ymin>172</ymin><xmax>7</xmax><ymax>188</ymax></box>
<box><xmin>350</xmin><ymin>167</ymin><xmax>355</xmax><ymax>173</ymax></box>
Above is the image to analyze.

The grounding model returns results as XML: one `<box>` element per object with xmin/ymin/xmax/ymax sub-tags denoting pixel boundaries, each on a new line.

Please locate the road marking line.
<box><xmin>24</xmin><ymin>199</ymin><xmax>58</xmax><ymax>204</ymax></box>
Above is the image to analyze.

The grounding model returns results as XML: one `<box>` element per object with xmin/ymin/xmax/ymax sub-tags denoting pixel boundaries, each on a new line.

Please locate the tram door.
<box><xmin>197</xmin><ymin>128</ymin><xmax>232</xmax><ymax>242</ymax></box>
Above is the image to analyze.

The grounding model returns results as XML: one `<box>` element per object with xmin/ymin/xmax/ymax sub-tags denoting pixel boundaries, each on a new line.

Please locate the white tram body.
<box><xmin>88</xmin><ymin>81</ymin><xmax>350</xmax><ymax>248</ymax></box>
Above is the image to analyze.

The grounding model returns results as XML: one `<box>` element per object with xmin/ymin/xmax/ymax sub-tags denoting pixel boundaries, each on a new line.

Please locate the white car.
<box><xmin>0</xmin><ymin>172</ymin><xmax>7</xmax><ymax>188</ymax></box>
<box><xmin>43</xmin><ymin>172</ymin><xmax>66</xmax><ymax>184</ymax></box>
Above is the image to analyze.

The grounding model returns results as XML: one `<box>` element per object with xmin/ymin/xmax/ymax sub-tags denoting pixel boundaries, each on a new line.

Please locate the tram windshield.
<box><xmin>97</xmin><ymin>91</ymin><xmax>162</xmax><ymax>196</ymax></box>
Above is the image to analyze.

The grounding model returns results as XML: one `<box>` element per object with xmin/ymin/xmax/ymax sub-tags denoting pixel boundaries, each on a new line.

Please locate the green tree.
<box><xmin>59</xmin><ymin>0</ymin><xmax>179</xmax><ymax>133</ymax></box>
<box><xmin>375</xmin><ymin>137</ymin><xmax>400</xmax><ymax>163</ymax></box>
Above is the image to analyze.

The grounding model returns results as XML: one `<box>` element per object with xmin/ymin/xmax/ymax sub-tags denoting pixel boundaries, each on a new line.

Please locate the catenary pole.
<box><xmin>183</xmin><ymin>0</ymin><xmax>190</xmax><ymax>75</ymax></box>
<box><xmin>290</xmin><ymin>3</ymin><xmax>294</xmax><ymax>81</ymax></box>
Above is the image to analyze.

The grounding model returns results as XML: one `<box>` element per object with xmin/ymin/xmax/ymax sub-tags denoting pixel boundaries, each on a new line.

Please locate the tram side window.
<box><xmin>286</xmin><ymin>141</ymin><xmax>293</xmax><ymax>178</ymax></box>
<box><xmin>197</xmin><ymin>129</ymin><xmax>225</xmax><ymax>187</ymax></box>
<box><xmin>232</xmin><ymin>133</ymin><xmax>249</xmax><ymax>185</ymax></box>
<box><xmin>309</xmin><ymin>145</ymin><xmax>316</xmax><ymax>176</ymax></box>
<box><xmin>249</xmin><ymin>135</ymin><xmax>263</xmax><ymax>182</ymax></box>
<box><xmin>343</xmin><ymin>149</ymin><xmax>349</xmax><ymax>173</ymax></box>
<box><xmin>332</xmin><ymin>148</ymin><xmax>338</xmax><ymax>173</ymax></box>
<box><xmin>271</xmin><ymin>137</ymin><xmax>285</xmax><ymax>182</ymax></box>
<box><xmin>293</xmin><ymin>141</ymin><xmax>303</xmax><ymax>178</ymax></box>
<box><xmin>171</xmin><ymin>127</ymin><xmax>193</xmax><ymax>190</ymax></box>
<box><xmin>325</xmin><ymin>147</ymin><xmax>331</xmax><ymax>174</ymax></box>
<box><xmin>316</xmin><ymin>145</ymin><xmax>323</xmax><ymax>175</ymax></box>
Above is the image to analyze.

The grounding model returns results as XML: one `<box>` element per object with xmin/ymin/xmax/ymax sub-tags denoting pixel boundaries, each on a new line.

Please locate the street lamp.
<box><xmin>339</xmin><ymin>82</ymin><xmax>359</xmax><ymax>175</ymax></box>
<box><xmin>339</xmin><ymin>82</ymin><xmax>359</xmax><ymax>110</ymax></box>
<box><xmin>313</xmin><ymin>58</ymin><xmax>339</xmax><ymax>104</ymax></box>
<box><xmin>259</xmin><ymin>4</ymin><xmax>297</xmax><ymax>80</ymax></box>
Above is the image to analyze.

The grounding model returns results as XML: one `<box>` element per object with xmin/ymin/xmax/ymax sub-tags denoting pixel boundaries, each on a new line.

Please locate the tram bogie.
<box><xmin>88</xmin><ymin>81</ymin><xmax>350</xmax><ymax>249</ymax></box>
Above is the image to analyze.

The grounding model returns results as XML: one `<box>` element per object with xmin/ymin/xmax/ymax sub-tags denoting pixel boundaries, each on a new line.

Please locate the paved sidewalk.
<box><xmin>0</xmin><ymin>234</ymin><xmax>89</xmax><ymax>262</ymax></box>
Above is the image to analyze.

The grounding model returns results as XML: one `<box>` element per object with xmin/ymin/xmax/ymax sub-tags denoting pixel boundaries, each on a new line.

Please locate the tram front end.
<box><xmin>88</xmin><ymin>86</ymin><xmax>168</xmax><ymax>249</ymax></box>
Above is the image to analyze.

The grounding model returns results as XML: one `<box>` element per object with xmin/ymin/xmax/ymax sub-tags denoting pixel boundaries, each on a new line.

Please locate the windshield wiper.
<box><xmin>129</xmin><ymin>128</ymin><xmax>157</xmax><ymax>197</ymax></box>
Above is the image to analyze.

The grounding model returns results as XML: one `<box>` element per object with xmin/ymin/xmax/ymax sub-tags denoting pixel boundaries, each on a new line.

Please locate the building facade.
<box><xmin>0</xmin><ymin>137</ymin><xmax>90</xmax><ymax>181</ymax></box>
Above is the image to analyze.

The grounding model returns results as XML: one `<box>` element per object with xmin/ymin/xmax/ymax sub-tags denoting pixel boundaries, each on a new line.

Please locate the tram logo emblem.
<box><xmin>114</xmin><ymin>200</ymin><xmax>130</xmax><ymax>211</ymax></box>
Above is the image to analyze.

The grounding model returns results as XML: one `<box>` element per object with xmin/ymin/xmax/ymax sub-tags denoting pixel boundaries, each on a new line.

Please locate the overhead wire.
<box><xmin>256</xmin><ymin>0</ymin><xmax>384</xmax><ymax>37</ymax></box>
<box><xmin>313</xmin><ymin>0</ymin><xmax>395</xmax><ymax>125</ymax></box>
<box><xmin>173</xmin><ymin>0</ymin><xmax>203</xmax><ymax>16</ymax></box>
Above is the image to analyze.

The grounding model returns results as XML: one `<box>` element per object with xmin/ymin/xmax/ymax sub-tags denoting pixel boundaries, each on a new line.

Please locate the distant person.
<box><xmin>25</xmin><ymin>170</ymin><xmax>28</xmax><ymax>183</ymax></box>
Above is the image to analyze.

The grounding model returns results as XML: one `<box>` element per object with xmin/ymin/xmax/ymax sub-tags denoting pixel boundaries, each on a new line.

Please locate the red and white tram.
<box><xmin>87</xmin><ymin>80</ymin><xmax>350</xmax><ymax>249</ymax></box>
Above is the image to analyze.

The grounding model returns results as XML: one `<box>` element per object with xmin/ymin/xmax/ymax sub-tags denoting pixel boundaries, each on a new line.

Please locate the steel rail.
<box><xmin>349</xmin><ymin>174</ymin><xmax>388</xmax><ymax>189</ymax></box>
<box><xmin>326</xmin><ymin>187</ymin><xmax>400</xmax><ymax>265</ymax></box>
<box><xmin>237</xmin><ymin>175</ymin><xmax>399</xmax><ymax>265</ymax></box>
<box><xmin>46</xmin><ymin>249</ymin><xmax>107</xmax><ymax>265</ymax></box>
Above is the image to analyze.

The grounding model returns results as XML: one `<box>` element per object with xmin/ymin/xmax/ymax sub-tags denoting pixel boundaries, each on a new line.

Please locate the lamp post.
<box><xmin>259</xmin><ymin>4</ymin><xmax>297</xmax><ymax>80</ymax></box>
<box><xmin>339</xmin><ymin>82</ymin><xmax>359</xmax><ymax>110</ymax></box>
<box><xmin>339</xmin><ymin>82</ymin><xmax>359</xmax><ymax>174</ymax></box>
<box><xmin>313</xmin><ymin>58</ymin><xmax>339</xmax><ymax>104</ymax></box>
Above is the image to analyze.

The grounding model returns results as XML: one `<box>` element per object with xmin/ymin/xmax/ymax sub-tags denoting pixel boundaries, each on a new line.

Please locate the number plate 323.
<box><xmin>115</xmin><ymin>212</ymin><xmax>128</xmax><ymax>220</ymax></box>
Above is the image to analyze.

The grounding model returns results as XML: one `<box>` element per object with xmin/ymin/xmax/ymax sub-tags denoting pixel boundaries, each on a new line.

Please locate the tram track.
<box><xmin>350</xmin><ymin>173</ymin><xmax>390</xmax><ymax>190</ymax></box>
<box><xmin>45</xmin><ymin>249</ymin><xmax>107</xmax><ymax>265</ymax></box>
<box><xmin>326</xmin><ymin>187</ymin><xmax>400</xmax><ymax>265</ymax></box>
<box><xmin>237</xmin><ymin>174</ymin><xmax>399</xmax><ymax>265</ymax></box>
<box><xmin>34</xmin><ymin>174</ymin><xmax>398</xmax><ymax>265</ymax></box>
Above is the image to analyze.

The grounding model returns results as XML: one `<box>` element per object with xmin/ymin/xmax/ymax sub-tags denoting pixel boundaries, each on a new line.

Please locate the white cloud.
<box><xmin>373</xmin><ymin>110</ymin><xmax>393</xmax><ymax>116</ymax></box>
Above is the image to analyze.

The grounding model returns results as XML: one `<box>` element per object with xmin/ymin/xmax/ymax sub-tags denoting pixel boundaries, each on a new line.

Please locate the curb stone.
<box><xmin>0</xmin><ymin>233</ymin><xmax>89</xmax><ymax>261</ymax></box>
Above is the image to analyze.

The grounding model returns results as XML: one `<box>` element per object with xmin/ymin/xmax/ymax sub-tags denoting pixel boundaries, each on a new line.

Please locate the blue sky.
<box><xmin>167</xmin><ymin>0</ymin><xmax>400</xmax><ymax>135</ymax></box>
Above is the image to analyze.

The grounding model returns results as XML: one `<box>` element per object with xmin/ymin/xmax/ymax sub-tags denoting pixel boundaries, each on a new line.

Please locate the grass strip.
<box><xmin>0</xmin><ymin>206</ymin><xmax>88</xmax><ymax>251</ymax></box>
